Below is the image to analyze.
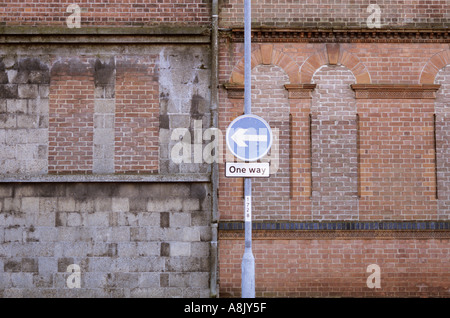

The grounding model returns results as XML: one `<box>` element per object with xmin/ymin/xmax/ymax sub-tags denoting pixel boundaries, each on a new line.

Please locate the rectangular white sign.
<box><xmin>225</xmin><ymin>162</ymin><xmax>270</xmax><ymax>178</ymax></box>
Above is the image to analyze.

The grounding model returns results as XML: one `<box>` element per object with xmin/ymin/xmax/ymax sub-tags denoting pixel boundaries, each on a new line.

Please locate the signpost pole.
<box><xmin>241</xmin><ymin>0</ymin><xmax>255</xmax><ymax>298</ymax></box>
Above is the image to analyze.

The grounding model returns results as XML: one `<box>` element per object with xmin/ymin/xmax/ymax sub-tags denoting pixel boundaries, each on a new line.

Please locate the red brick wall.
<box><xmin>0</xmin><ymin>0</ymin><xmax>210</xmax><ymax>26</ymax></box>
<box><xmin>114</xmin><ymin>56</ymin><xmax>159</xmax><ymax>174</ymax></box>
<box><xmin>219</xmin><ymin>238</ymin><xmax>450</xmax><ymax>297</ymax></box>
<box><xmin>219</xmin><ymin>41</ymin><xmax>450</xmax><ymax>296</ymax></box>
<box><xmin>48</xmin><ymin>58</ymin><xmax>95</xmax><ymax>174</ymax></box>
<box><xmin>219</xmin><ymin>43</ymin><xmax>449</xmax><ymax>221</ymax></box>
<box><xmin>219</xmin><ymin>0</ymin><xmax>449</xmax><ymax>28</ymax></box>
<box><xmin>435</xmin><ymin>65</ymin><xmax>450</xmax><ymax>219</ymax></box>
<box><xmin>358</xmin><ymin>100</ymin><xmax>437</xmax><ymax>220</ymax></box>
<box><xmin>311</xmin><ymin>65</ymin><xmax>358</xmax><ymax>220</ymax></box>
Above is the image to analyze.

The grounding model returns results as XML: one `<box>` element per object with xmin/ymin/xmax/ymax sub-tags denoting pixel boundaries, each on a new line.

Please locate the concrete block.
<box><xmin>182</xmin><ymin>199</ymin><xmax>200</xmax><ymax>211</ymax></box>
<box><xmin>66</xmin><ymin>212</ymin><xmax>82</xmax><ymax>227</ymax></box>
<box><xmin>38</xmin><ymin>257</ymin><xmax>58</xmax><ymax>274</ymax></box>
<box><xmin>139</xmin><ymin>273</ymin><xmax>159</xmax><ymax>288</ymax></box>
<box><xmin>170</xmin><ymin>114</ymin><xmax>190</xmax><ymax>128</ymax></box>
<box><xmin>0</xmin><ymin>273</ymin><xmax>11</xmax><ymax>289</ymax></box>
<box><xmin>39</xmin><ymin>198</ymin><xmax>58</xmax><ymax>213</ymax></box>
<box><xmin>189</xmin><ymin>272</ymin><xmax>209</xmax><ymax>288</ymax></box>
<box><xmin>94</xmin><ymin>198</ymin><xmax>112</xmax><ymax>212</ymax></box>
<box><xmin>6</xmin><ymin>99</ymin><xmax>27</xmax><ymax>113</ymax></box>
<box><xmin>112</xmin><ymin>198</ymin><xmax>129</xmax><ymax>212</ymax></box>
<box><xmin>21</xmin><ymin>197</ymin><xmax>40</xmax><ymax>213</ymax></box>
<box><xmin>169</xmin><ymin>273</ymin><xmax>190</xmax><ymax>287</ymax></box>
<box><xmin>57</xmin><ymin>198</ymin><xmax>76</xmax><ymax>212</ymax></box>
<box><xmin>17</xmin><ymin>114</ymin><xmax>39</xmax><ymax>128</ymax></box>
<box><xmin>169</xmin><ymin>212</ymin><xmax>191</xmax><ymax>228</ymax></box>
<box><xmin>83</xmin><ymin>272</ymin><xmax>107</xmax><ymax>288</ymax></box>
<box><xmin>190</xmin><ymin>242</ymin><xmax>210</xmax><ymax>257</ymax></box>
<box><xmin>39</xmin><ymin>85</ymin><xmax>49</xmax><ymax>98</ymax></box>
<box><xmin>85</xmin><ymin>212</ymin><xmax>109</xmax><ymax>226</ymax></box>
<box><xmin>130</xmin><ymin>227</ymin><xmax>147</xmax><ymax>241</ymax></box>
<box><xmin>0</xmin><ymin>129</ymin><xmax>5</xmax><ymax>143</ymax></box>
<box><xmin>136</xmin><ymin>242</ymin><xmax>159</xmax><ymax>256</ymax></box>
<box><xmin>109</xmin><ymin>226</ymin><xmax>130</xmax><ymax>242</ymax></box>
<box><xmin>33</xmin><ymin>273</ymin><xmax>53</xmax><ymax>288</ymax></box>
<box><xmin>36</xmin><ymin>212</ymin><xmax>55</xmax><ymax>227</ymax></box>
<box><xmin>25</xmin><ymin>128</ymin><xmax>47</xmax><ymax>144</ymax></box>
<box><xmin>94</xmin><ymin>99</ymin><xmax>115</xmax><ymax>113</ymax></box>
<box><xmin>147</xmin><ymin>198</ymin><xmax>183</xmax><ymax>212</ymax></box>
<box><xmin>4</xmin><ymin>227</ymin><xmax>22</xmax><ymax>243</ymax></box>
<box><xmin>93</xmin><ymin>158</ymin><xmax>114</xmax><ymax>174</ymax></box>
<box><xmin>18</xmin><ymin>84</ymin><xmax>39</xmax><ymax>99</ymax></box>
<box><xmin>137</xmin><ymin>212</ymin><xmax>159</xmax><ymax>226</ymax></box>
<box><xmin>170</xmin><ymin>242</ymin><xmax>190</xmax><ymax>257</ymax></box>
<box><xmin>0</xmin><ymin>114</ymin><xmax>16</xmax><ymax>129</ymax></box>
<box><xmin>10</xmin><ymin>273</ymin><xmax>33</xmax><ymax>288</ymax></box>
<box><xmin>94</xmin><ymin>128</ymin><xmax>114</xmax><ymax>145</ymax></box>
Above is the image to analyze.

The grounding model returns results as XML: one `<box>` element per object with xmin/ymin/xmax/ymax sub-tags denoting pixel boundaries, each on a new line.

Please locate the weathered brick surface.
<box><xmin>435</xmin><ymin>65</ymin><xmax>450</xmax><ymax>219</ymax></box>
<box><xmin>115</xmin><ymin>56</ymin><xmax>159</xmax><ymax>173</ymax></box>
<box><xmin>311</xmin><ymin>65</ymin><xmax>358</xmax><ymax>220</ymax></box>
<box><xmin>48</xmin><ymin>58</ymin><xmax>95</xmax><ymax>174</ymax></box>
<box><xmin>219</xmin><ymin>43</ymin><xmax>449</xmax><ymax>222</ymax></box>
<box><xmin>219</xmin><ymin>0</ymin><xmax>449</xmax><ymax>28</ymax></box>
<box><xmin>219</xmin><ymin>41</ymin><xmax>450</xmax><ymax>296</ymax></box>
<box><xmin>0</xmin><ymin>183</ymin><xmax>211</xmax><ymax>297</ymax></box>
<box><xmin>219</xmin><ymin>239</ymin><xmax>450</xmax><ymax>297</ymax></box>
<box><xmin>0</xmin><ymin>1</ymin><xmax>210</xmax><ymax>26</ymax></box>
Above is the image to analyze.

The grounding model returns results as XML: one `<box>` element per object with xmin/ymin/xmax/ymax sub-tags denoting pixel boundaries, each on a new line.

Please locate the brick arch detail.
<box><xmin>229</xmin><ymin>44</ymin><xmax>300</xmax><ymax>84</ymax></box>
<box><xmin>300</xmin><ymin>48</ymin><xmax>371</xmax><ymax>84</ymax></box>
<box><xmin>420</xmin><ymin>50</ymin><xmax>450</xmax><ymax>84</ymax></box>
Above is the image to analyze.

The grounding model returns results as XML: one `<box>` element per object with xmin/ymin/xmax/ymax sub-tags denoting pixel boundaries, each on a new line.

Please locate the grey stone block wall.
<box><xmin>0</xmin><ymin>57</ymin><xmax>49</xmax><ymax>175</ymax></box>
<box><xmin>0</xmin><ymin>182</ymin><xmax>211</xmax><ymax>297</ymax></box>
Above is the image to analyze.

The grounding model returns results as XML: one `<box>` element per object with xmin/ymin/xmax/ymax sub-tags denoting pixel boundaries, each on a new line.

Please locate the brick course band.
<box><xmin>229</xmin><ymin>29</ymin><xmax>450</xmax><ymax>43</ymax></box>
<box><xmin>219</xmin><ymin>221</ymin><xmax>450</xmax><ymax>240</ymax></box>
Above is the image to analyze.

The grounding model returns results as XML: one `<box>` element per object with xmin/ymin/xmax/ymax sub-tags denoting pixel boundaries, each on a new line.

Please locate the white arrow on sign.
<box><xmin>231</xmin><ymin>128</ymin><xmax>267</xmax><ymax>147</ymax></box>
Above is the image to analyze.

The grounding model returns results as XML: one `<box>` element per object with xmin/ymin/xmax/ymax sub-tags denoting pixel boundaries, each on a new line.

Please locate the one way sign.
<box><xmin>226</xmin><ymin>114</ymin><xmax>273</xmax><ymax>162</ymax></box>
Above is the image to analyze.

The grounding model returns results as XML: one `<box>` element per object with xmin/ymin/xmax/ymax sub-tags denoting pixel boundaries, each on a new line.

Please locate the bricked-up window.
<box><xmin>311</xmin><ymin>65</ymin><xmax>358</xmax><ymax>220</ymax></box>
<box><xmin>357</xmin><ymin>99</ymin><xmax>438</xmax><ymax>220</ymax></box>
<box><xmin>249</xmin><ymin>64</ymin><xmax>291</xmax><ymax>220</ymax></box>
<box><xmin>435</xmin><ymin>65</ymin><xmax>450</xmax><ymax>219</ymax></box>
<box><xmin>48</xmin><ymin>58</ymin><xmax>95</xmax><ymax>174</ymax></box>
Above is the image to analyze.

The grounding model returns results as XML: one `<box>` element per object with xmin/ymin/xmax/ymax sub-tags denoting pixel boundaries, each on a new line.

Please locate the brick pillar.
<box><xmin>288</xmin><ymin>89</ymin><xmax>313</xmax><ymax>220</ymax></box>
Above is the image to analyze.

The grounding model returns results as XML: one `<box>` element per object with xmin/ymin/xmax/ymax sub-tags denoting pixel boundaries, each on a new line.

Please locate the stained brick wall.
<box><xmin>311</xmin><ymin>65</ymin><xmax>358</xmax><ymax>220</ymax></box>
<box><xmin>219</xmin><ymin>238</ymin><xmax>450</xmax><ymax>297</ymax></box>
<box><xmin>219</xmin><ymin>40</ymin><xmax>450</xmax><ymax>297</ymax></box>
<box><xmin>358</xmin><ymin>100</ymin><xmax>437</xmax><ymax>220</ymax></box>
<box><xmin>0</xmin><ymin>0</ymin><xmax>210</xmax><ymax>26</ymax></box>
<box><xmin>219</xmin><ymin>0</ymin><xmax>449</xmax><ymax>28</ymax></box>
<box><xmin>115</xmin><ymin>56</ymin><xmax>159</xmax><ymax>173</ymax></box>
<box><xmin>48</xmin><ymin>58</ymin><xmax>95</xmax><ymax>174</ymax></box>
<box><xmin>435</xmin><ymin>65</ymin><xmax>450</xmax><ymax>219</ymax></box>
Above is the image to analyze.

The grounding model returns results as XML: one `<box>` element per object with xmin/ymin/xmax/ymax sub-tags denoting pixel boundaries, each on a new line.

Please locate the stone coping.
<box><xmin>0</xmin><ymin>173</ymin><xmax>211</xmax><ymax>183</ymax></box>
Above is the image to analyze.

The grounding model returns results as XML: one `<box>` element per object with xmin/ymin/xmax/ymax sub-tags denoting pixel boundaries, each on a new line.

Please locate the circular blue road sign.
<box><xmin>226</xmin><ymin>114</ymin><xmax>273</xmax><ymax>162</ymax></box>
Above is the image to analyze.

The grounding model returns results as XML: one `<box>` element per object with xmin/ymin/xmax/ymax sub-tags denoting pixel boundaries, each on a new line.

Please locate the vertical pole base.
<box><xmin>241</xmin><ymin>247</ymin><xmax>255</xmax><ymax>298</ymax></box>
